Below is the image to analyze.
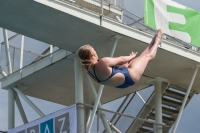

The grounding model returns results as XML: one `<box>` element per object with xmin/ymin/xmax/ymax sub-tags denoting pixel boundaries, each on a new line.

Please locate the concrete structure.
<box><xmin>0</xmin><ymin>0</ymin><xmax>199</xmax><ymax>132</ymax></box>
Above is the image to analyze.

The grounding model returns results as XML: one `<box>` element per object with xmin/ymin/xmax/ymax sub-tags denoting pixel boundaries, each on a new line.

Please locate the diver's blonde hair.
<box><xmin>78</xmin><ymin>45</ymin><xmax>93</xmax><ymax>70</ymax></box>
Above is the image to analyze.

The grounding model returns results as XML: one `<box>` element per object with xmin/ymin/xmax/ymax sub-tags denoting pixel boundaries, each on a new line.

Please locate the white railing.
<box><xmin>78</xmin><ymin>102</ymin><xmax>170</xmax><ymax>133</ymax></box>
<box><xmin>62</xmin><ymin>0</ymin><xmax>199</xmax><ymax>52</ymax></box>
<box><xmin>0</xmin><ymin>29</ymin><xmax>59</xmax><ymax>78</ymax></box>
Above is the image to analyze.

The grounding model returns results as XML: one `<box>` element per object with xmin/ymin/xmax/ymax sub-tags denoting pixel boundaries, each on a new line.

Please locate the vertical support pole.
<box><xmin>154</xmin><ymin>80</ymin><xmax>162</xmax><ymax>133</ymax></box>
<box><xmin>74</xmin><ymin>55</ymin><xmax>85</xmax><ymax>133</ymax></box>
<box><xmin>8</xmin><ymin>88</ymin><xmax>14</xmax><ymax>129</ymax></box>
<box><xmin>100</xmin><ymin>0</ymin><xmax>103</xmax><ymax>25</ymax></box>
<box><xmin>172</xmin><ymin>66</ymin><xmax>199</xmax><ymax>133</ymax></box>
<box><xmin>147</xmin><ymin>77</ymin><xmax>169</xmax><ymax>133</ymax></box>
<box><xmin>50</xmin><ymin>45</ymin><xmax>53</xmax><ymax>54</ymax></box>
<box><xmin>3</xmin><ymin>29</ymin><xmax>14</xmax><ymax>129</ymax></box>
<box><xmin>12</xmin><ymin>48</ymin><xmax>15</xmax><ymax>71</ymax></box>
<box><xmin>153</xmin><ymin>123</ymin><xmax>156</xmax><ymax>133</ymax></box>
<box><xmin>14</xmin><ymin>92</ymin><xmax>28</xmax><ymax>124</ymax></box>
<box><xmin>20</xmin><ymin>35</ymin><xmax>24</xmax><ymax>69</ymax></box>
<box><xmin>3</xmin><ymin>29</ymin><xmax>12</xmax><ymax>74</ymax></box>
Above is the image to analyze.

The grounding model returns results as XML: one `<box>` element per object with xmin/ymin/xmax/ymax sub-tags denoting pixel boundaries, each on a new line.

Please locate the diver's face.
<box><xmin>90</xmin><ymin>47</ymin><xmax>98</xmax><ymax>60</ymax></box>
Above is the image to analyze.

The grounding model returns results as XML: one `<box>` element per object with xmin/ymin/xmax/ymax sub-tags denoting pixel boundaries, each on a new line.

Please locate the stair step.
<box><xmin>162</xmin><ymin>98</ymin><xmax>182</xmax><ymax>108</ymax></box>
<box><xmin>164</xmin><ymin>89</ymin><xmax>185</xmax><ymax>101</ymax></box>
<box><xmin>152</xmin><ymin>107</ymin><xmax>179</xmax><ymax>116</ymax></box>
<box><xmin>142</xmin><ymin>122</ymin><xmax>153</xmax><ymax>128</ymax></box>
<box><xmin>137</xmin><ymin>127</ymin><xmax>152</xmax><ymax>133</ymax></box>
<box><xmin>162</xmin><ymin>107</ymin><xmax>179</xmax><ymax>116</ymax></box>
<box><xmin>148</xmin><ymin>113</ymin><xmax>175</xmax><ymax>123</ymax></box>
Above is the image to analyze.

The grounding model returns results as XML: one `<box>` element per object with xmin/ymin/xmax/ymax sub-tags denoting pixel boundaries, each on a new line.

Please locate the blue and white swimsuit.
<box><xmin>88</xmin><ymin>65</ymin><xmax>135</xmax><ymax>88</ymax></box>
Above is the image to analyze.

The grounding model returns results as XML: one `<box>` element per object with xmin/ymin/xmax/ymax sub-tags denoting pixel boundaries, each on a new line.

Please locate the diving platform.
<box><xmin>0</xmin><ymin>0</ymin><xmax>200</xmax><ymax>133</ymax></box>
<box><xmin>0</xmin><ymin>0</ymin><xmax>200</xmax><ymax>98</ymax></box>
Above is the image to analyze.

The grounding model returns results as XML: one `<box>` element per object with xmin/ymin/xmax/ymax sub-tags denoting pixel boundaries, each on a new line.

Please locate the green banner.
<box><xmin>144</xmin><ymin>0</ymin><xmax>200</xmax><ymax>47</ymax></box>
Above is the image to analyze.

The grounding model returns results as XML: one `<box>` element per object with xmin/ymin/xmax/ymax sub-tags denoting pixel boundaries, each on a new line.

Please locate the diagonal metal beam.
<box><xmin>128</xmin><ymin>18</ymin><xmax>143</xmax><ymax>26</ymax></box>
<box><xmin>109</xmin><ymin>94</ymin><xmax>131</xmax><ymax>123</ymax></box>
<box><xmin>14</xmin><ymin>92</ymin><xmax>28</xmax><ymax>124</ymax></box>
<box><xmin>0</xmin><ymin>33</ymin><xmax>19</xmax><ymax>45</ymax></box>
<box><xmin>0</xmin><ymin>67</ymin><xmax>7</xmax><ymax>77</ymax></box>
<box><xmin>13</xmin><ymin>87</ymin><xmax>45</xmax><ymax>117</ymax></box>
<box><xmin>172</xmin><ymin>65</ymin><xmax>199</xmax><ymax>133</ymax></box>
<box><xmin>136</xmin><ymin>91</ymin><xmax>146</xmax><ymax>104</ymax></box>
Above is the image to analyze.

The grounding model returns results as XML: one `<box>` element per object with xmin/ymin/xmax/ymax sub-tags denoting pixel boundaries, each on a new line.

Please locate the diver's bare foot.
<box><xmin>155</xmin><ymin>29</ymin><xmax>164</xmax><ymax>44</ymax></box>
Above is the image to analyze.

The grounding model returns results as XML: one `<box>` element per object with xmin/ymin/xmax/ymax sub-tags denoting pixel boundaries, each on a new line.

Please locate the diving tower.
<box><xmin>0</xmin><ymin>0</ymin><xmax>200</xmax><ymax>133</ymax></box>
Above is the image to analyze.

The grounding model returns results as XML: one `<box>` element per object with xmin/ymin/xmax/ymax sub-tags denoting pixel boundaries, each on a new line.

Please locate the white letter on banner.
<box><xmin>44</xmin><ymin>125</ymin><xmax>51</xmax><ymax>133</ymax></box>
<box><xmin>154</xmin><ymin>0</ymin><xmax>191</xmax><ymax>43</ymax></box>
<box><xmin>30</xmin><ymin>130</ymin><xmax>36</xmax><ymax>133</ymax></box>
<box><xmin>58</xmin><ymin>117</ymin><xmax>67</xmax><ymax>133</ymax></box>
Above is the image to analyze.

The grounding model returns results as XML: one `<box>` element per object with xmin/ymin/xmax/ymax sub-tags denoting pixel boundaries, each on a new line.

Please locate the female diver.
<box><xmin>78</xmin><ymin>29</ymin><xmax>164</xmax><ymax>88</ymax></box>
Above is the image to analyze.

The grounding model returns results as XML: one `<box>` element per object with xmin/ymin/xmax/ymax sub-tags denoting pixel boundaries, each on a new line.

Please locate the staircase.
<box><xmin>136</xmin><ymin>87</ymin><xmax>195</xmax><ymax>133</ymax></box>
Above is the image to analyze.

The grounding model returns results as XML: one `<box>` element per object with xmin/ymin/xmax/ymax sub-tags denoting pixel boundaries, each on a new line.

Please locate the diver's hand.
<box><xmin>130</xmin><ymin>51</ymin><xmax>137</xmax><ymax>59</ymax></box>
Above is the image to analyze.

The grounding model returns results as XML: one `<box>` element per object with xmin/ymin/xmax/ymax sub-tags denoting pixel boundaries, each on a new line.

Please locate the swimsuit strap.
<box><xmin>88</xmin><ymin>65</ymin><xmax>113</xmax><ymax>82</ymax></box>
<box><xmin>88</xmin><ymin>69</ymin><xmax>100</xmax><ymax>82</ymax></box>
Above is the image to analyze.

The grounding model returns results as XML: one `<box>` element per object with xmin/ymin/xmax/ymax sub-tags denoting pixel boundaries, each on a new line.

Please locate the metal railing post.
<box><xmin>3</xmin><ymin>29</ymin><xmax>12</xmax><ymax>74</ymax></box>
<box><xmin>100</xmin><ymin>0</ymin><xmax>103</xmax><ymax>25</ymax></box>
<box><xmin>172</xmin><ymin>66</ymin><xmax>199</xmax><ymax>133</ymax></box>
<box><xmin>20</xmin><ymin>35</ymin><xmax>24</xmax><ymax>69</ymax></box>
<box><xmin>50</xmin><ymin>45</ymin><xmax>53</xmax><ymax>53</ymax></box>
<box><xmin>78</xmin><ymin>103</ymin><xmax>170</xmax><ymax>129</ymax></box>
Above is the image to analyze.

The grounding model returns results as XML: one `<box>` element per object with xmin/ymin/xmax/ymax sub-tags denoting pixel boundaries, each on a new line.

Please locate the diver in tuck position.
<box><xmin>78</xmin><ymin>29</ymin><xmax>164</xmax><ymax>88</ymax></box>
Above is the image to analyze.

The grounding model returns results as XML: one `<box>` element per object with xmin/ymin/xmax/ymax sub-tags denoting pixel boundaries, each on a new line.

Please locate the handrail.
<box><xmin>65</xmin><ymin>0</ymin><xmax>200</xmax><ymax>52</ymax></box>
<box><xmin>77</xmin><ymin>102</ymin><xmax>170</xmax><ymax>128</ymax></box>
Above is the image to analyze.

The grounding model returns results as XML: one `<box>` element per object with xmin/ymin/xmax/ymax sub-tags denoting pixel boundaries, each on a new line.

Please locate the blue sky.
<box><xmin>0</xmin><ymin>0</ymin><xmax>200</xmax><ymax>132</ymax></box>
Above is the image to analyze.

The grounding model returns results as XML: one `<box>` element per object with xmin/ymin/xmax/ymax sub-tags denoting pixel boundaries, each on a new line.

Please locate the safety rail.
<box><xmin>77</xmin><ymin>102</ymin><xmax>170</xmax><ymax>133</ymax></box>
<box><xmin>0</xmin><ymin>29</ymin><xmax>61</xmax><ymax>79</ymax></box>
<box><xmin>61</xmin><ymin>0</ymin><xmax>199</xmax><ymax>52</ymax></box>
<box><xmin>122</xmin><ymin>8</ymin><xmax>197</xmax><ymax>51</ymax></box>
